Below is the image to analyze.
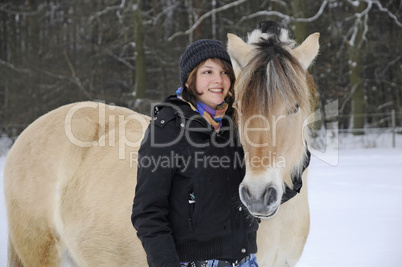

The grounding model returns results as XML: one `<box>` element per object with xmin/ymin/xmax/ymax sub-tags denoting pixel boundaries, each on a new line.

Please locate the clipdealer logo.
<box><xmin>63</xmin><ymin>100</ymin><xmax>339</xmax><ymax>166</ymax></box>
<box><xmin>129</xmin><ymin>150</ymin><xmax>286</xmax><ymax>172</ymax></box>
<box><xmin>63</xmin><ymin>102</ymin><xmax>149</xmax><ymax>160</ymax></box>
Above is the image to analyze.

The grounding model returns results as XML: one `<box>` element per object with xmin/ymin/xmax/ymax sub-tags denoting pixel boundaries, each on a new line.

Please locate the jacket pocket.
<box><xmin>188</xmin><ymin>191</ymin><xmax>196</xmax><ymax>231</ymax></box>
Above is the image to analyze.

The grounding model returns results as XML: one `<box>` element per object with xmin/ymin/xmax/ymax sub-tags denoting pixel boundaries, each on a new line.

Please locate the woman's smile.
<box><xmin>208</xmin><ymin>88</ymin><xmax>224</xmax><ymax>93</ymax></box>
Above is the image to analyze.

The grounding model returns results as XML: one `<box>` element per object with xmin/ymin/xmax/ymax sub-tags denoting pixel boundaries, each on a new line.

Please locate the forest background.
<box><xmin>0</xmin><ymin>0</ymin><xmax>401</xmax><ymax>137</ymax></box>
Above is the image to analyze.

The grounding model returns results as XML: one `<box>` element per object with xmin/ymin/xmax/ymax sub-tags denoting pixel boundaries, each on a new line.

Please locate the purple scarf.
<box><xmin>176</xmin><ymin>87</ymin><xmax>228</xmax><ymax>131</ymax></box>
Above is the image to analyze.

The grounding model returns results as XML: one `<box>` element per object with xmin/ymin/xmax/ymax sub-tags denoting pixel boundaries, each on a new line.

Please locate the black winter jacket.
<box><xmin>131</xmin><ymin>95</ymin><xmax>258</xmax><ymax>267</ymax></box>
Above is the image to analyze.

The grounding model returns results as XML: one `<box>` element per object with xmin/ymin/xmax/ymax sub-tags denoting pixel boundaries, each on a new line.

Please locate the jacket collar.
<box><xmin>155</xmin><ymin>95</ymin><xmax>236</xmax><ymax>139</ymax></box>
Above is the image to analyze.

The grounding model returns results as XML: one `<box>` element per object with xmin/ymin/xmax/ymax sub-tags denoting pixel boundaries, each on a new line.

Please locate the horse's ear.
<box><xmin>227</xmin><ymin>33</ymin><xmax>253</xmax><ymax>69</ymax></box>
<box><xmin>291</xmin><ymin>32</ymin><xmax>320</xmax><ymax>69</ymax></box>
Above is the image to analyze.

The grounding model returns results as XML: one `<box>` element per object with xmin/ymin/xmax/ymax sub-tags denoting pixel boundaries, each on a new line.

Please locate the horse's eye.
<box><xmin>288</xmin><ymin>104</ymin><xmax>300</xmax><ymax>115</ymax></box>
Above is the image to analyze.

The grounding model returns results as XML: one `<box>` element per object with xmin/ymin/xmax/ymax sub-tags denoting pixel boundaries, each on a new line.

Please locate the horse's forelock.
<box><xmin>237</xmin><ymin>34</ymin><xmax>313</xmax><ymax>125</ymax></box>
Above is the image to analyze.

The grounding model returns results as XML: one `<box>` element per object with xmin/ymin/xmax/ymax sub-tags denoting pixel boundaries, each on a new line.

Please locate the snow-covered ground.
<box><xmin>297</xmin><ymin>148</ymin><xmax>402</xmax><ymax>267</ymax></box>
<box><xmin>1</xmin><ymin>143</ymin><xmax>401</xmax><ymax>266</ymax></box>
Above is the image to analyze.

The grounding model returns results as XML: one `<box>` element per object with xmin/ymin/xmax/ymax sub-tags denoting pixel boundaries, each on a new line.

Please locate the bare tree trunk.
<box><xmin>290</xmin><ymin>0</ymin><xmax>321</xmax><ymax>134</ymax></box>
<box><xmin>291</xmin><ymin>0</ymin><xmax>309</xmax><ymax>43</ymax></box>
<box><xmin>195</xmin><ymin>0</ymin><xmax>202</xmax><ymax>39</ymax></box>
<box><xmin>187</xmin><ymin>0</ymin><xmax>193</xmax><ymax>43</ymax></box>
<box><xmin>134</xmin><ymin>0</ymin><xmax>147</xmax><ymax>99</ymax></box>
<box><xmin>211</xmin><ymin>0</ymin><xmax>216</xmax><ymax>39</ymax></box>
<box><xmin>348</xmin><ymin>2</ymin><xmax>367</xmax><ymax>135</ymax></box>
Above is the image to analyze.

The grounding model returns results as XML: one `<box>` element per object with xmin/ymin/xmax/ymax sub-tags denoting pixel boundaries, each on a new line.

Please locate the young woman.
<box><xmin>132</xmin><ymin>39</ymin><xmax>259</xmax><ymax>267</ymax></box>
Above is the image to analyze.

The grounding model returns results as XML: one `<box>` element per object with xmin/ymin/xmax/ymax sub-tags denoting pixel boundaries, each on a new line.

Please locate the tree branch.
<box><xmin>294</xmin><ymin>0</ymin><xmax>329</xmax><ymax>22</ymax></box>
<box><xmin>237</xmin><ymin>10</ymin><xmax>290</xmax><ymax>25</ymax></box>
<box><xmin>238</xmin><ymin>0</ymin><xmax>329</xmax><ymax>25</ymax></box>
<box><xmin>87</xmin><ymin>0</ymin><xmax>127</xmax><ymax>24</ymax></box>
<box><xmin>373</xmin><ymin>1</ymin><xmax>402</xmax><ymax>28</ymax></box>
<box><xmin>167</xmin><ymin>0</ymin><xmax>247</xmax><ymax>42</ymax></box>
<box><xmin>107</xmin><ymin>51</ymin><xmax>135</xmax><ymax>71</ymax></box>
<box><xmin>347</xmin><ymin>1</ymin><xmax>372</xmax><ymax>48</ymax></box>
<box><xmin>0</xmin><ymin>4</ymin><xmax>45</xmax><ymax>16</ymax></box>
<box><xmin>63</xmin><ymin>50</ymin><xmax>92</xmax><ymax>98</ymax></box>
<box><xmin>378</xmin><ymin>55</ymin><xmax>402</xmax><ymax>78</ymax></box>
<box><xmin>0</xmin><ymin>59</ymin><xmax>32</xmax><ymax>74</ymax></box>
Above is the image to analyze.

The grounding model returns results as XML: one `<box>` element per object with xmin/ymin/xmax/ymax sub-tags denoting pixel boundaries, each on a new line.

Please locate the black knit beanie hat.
<box><xmin>179</xmin><ymin>39</ymin><xmax>232</xmax><ymax>87</ymax></box>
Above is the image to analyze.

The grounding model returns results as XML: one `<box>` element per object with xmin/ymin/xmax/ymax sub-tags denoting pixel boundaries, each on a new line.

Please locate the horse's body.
<box><xmin>4</xmin><ymin>103</ymin><xmax>150</xmax><ymax>266</ymax></box>
<box><xmin>4</xmin><ymin>22</ymin><xmax>319</xmax><ymax>267</ymax></box>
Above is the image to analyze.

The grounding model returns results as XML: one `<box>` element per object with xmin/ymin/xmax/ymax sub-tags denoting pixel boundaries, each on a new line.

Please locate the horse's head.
<box><xmin>227</xmin><ymin>21</ymin><xmax>319</xmax><ymax>219</ymax></box>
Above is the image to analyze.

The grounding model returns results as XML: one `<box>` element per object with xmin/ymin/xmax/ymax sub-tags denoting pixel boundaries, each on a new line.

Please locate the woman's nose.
<box><xmin>213</xmin><ymin>73</ymin><xmax>223</xmax><ymax>83</ymax></box>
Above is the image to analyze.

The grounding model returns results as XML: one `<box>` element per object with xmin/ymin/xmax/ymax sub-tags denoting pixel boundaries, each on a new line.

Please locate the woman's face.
<box><xmin>188</xmin><ymin>59</ymin><xmax>231</xmax><ymax>109</ymax></box>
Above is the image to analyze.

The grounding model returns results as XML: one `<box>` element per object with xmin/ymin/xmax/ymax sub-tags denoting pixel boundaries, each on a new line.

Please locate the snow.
<box><xmin>297</xmin><ymin>148</ymin><xmax>402</xmax><ymax>267</ymax></box>
<box><xmin>1</xmin><ymin>144</ymin><xmax>402</xmax><ymax>266</ymax></box>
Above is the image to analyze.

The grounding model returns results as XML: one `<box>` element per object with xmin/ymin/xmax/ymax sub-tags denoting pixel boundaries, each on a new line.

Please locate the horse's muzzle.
<box><xmin>239</xmin><ymin>184</ymin><xmax>280</xmax><ymax>219</ymax></box>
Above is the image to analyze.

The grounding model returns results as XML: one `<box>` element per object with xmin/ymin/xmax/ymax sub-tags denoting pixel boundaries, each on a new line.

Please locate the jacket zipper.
<box><xmin>188</xmin><ymin>192</ymin><xmax>196</xmax><ymax>231</ymax></box>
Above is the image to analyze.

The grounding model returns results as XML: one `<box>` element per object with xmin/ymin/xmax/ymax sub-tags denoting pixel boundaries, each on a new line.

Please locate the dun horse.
<box><xmin>4</xmin><ymin>21</ymin><xmax>319</xmax><ymax>267</ymax></box>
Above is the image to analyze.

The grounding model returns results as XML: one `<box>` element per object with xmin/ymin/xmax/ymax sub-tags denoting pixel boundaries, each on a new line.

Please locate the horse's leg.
<box><xmin>257</xmin><ymin>207</ymin><xmax>309</xmax><ymax>266</ymax></box>
<box><xmin>6</xmin><ymin>181</ymin><xmax>61</xmax><ymax>266</ymax></box>
<box><xmin>7</xmin><ymin>236</ymin><xmax>23</xmax><ymax>267</ymax></box>
<box><xmin>4</xmin><ymin>135</ymin><xmax>62</xmax><ymax>266</ymax></box>
<box><xmin>6</xmin><ymin>212</ymin><xmax>61</xmax><ymax>266</ymax></box>
<box><xmin>256</xmin><ymin>174</ymin><xmax>310</xmax><ymax>267</ymax></box>
<box><xmin>55</xmin><ymin>145</ymin><xmax>148</xmax><ymax>267</ymax></box>
<box><xmin>256</xmin><ymin>220</ymin><xmax>282</xmax><ymax>266</ymax></box>
<box><xmin>280</xmin><ymin>175</ymin><xmax>310</xmax><ymax>267</ymax></box>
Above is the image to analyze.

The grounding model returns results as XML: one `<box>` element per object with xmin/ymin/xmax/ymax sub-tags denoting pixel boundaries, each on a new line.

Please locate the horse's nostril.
<box><xmin>240</xmin><ymin>185</ymin><xmax>252</xmax><ymax>202</ymax></box>
<box><xmin>264</xmin><ymin>187</ymin><xmax>278</xmax><ymax>206</ymax></box>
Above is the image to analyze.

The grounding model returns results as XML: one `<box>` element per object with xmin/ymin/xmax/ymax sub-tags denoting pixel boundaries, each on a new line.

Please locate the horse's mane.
<box><xmin>236</xmin><ymin>28</ymin><xmax>316</xmax><ymax>124</ymax></box>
